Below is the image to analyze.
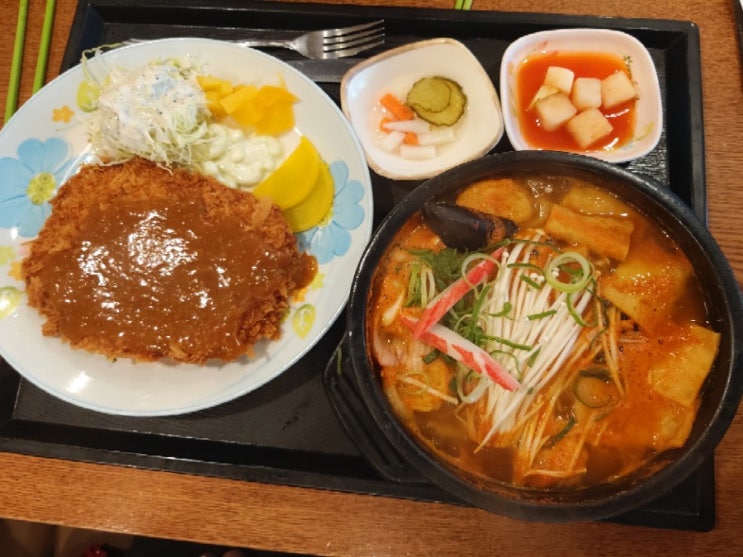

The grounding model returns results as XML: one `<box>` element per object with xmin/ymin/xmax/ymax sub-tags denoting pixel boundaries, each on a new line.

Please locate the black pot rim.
<box><xmin>346</xmin><ymin>150</ymin><xmax>743</xmax><ymax>523</ymax></box>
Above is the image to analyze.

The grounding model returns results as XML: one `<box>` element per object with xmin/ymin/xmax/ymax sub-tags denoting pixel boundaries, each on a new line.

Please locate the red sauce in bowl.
<box><xmin>515</xmin><ymin>51</ymin><xmax>636</xmax><ymax>151</ymax></box>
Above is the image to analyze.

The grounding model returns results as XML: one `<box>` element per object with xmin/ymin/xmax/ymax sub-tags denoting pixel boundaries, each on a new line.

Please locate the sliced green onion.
<box><xmin>489</xmin><ymin>301</ymin><xmax>513</xmax><ymax>319</ymax></box>
<box><xmin>461</xmin><ymin>252</ymin><xmax>500</xmax><ymax>285</ymax></box>
<box><xmin>456</xmin><ymin>366</ymin><xmax>490</xmax><ymax>403</ymax></box>
<box><xmin>489</xmin><ymin>335</ymin><xmax>533</xmax><ymax>351</ymax></box>
<box><xmin>527</xmin><ymin>309</ymin><xmax>558</xmax><ymax>320</ymax></box>
<box><xmin>422</xmin><ymin>349</ymin><xmax>439</xmax><ymax>364</ymax></box>
<box><xmin>527</xmin><ymin>346</ymin><xmax>542</xmax><ymax>367</ymax></box>
<box><xmin>490</xmin><ymin>349</ymin><xmax>520</xmax><ymax>371</ymax></box>
<box><xmin>566</xmin><ymin>292</ymin><xmax>596</xmax><ymax>328</ymax></box>
<box><xmin>405</xmin><ymin>263</ymin><xmax>422</xmax><ymax>306</ymax></box>
<box><xmin>544</xmin><ymin>415</ymin><xmax>577</xmax><ymax>448</ymax></box>
<box><xmin>519</xmin><ymin>274</ymin><xmax>543</xmax><ymax>290</ymax></box>
<box><xmin>545</xmin><ymin>252</ymin><xmax>593</xmax><ymax>294</ymax></box>
<box><xmin>449</xmin><ymin>281</ymin><xmax>493</xmax><ymax>345</ymax></box>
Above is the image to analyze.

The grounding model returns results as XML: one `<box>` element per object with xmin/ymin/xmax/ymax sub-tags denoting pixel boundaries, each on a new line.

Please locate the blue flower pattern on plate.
<box><xmin>299</xmin><ymin>160</ymin><xmax>366</xmax><ymax>264</ymax></box>
<box><xmin>0</xmin><ymin>137</ymin><xmax>75</xmax><ymax>238</ymax></box>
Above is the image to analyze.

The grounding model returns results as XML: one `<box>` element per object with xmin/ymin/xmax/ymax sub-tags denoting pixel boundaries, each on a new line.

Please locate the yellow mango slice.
<box><xmin>253</xmin><ymin>136</ymin><xmax>320</xmax><ymax>209</ymax></box>
<box><xmin>283</xmin><ymin>160</ymin><xmax>334</xmax><ymax>232</ymax></box>
<box><xmin>196</xmin><ymin>74</ymin><xmax>234</xmax><ymax>96</ymax></box>
<box><xmin>256</xmin><ymin>85</ymin><xmax>298</xmax><ymax>106</ymax></box>
<box><xmin>197</xmin><ymin>74</ymin><xmax>298</xmax><ymax>135</ymax></box>
<box><xmin>219</xmin><ymin>85</ymin><xmax>259</xmax><ymax>115</ymax></box>
<box><xmin>231</xmin><ymin>100</ymin><xmax>264</xmax><ymax>128</ymax></box>
<box><xmin>203</xmin><ymin>90</ymin><xmax>228</xmax><ymax>119</ymax></box>
<box><xmin>255</xmin><ymin>103</ymin><xmax>295</xmax><ymax>135</ymax></box>
<box><xmin>252</xmin><ymin>85</ymin><xmax>298</xmax><ymax>135</ymax></box>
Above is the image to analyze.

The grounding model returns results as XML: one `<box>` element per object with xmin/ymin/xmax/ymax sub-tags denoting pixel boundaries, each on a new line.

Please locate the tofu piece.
<box><xmin>561</xmin><ymin>183</ymin><xmax>632</xmax><ymax>217</ymax></box>
<box><xmin>455</xmin><ymin>178</ymin><xmax>535</xmax><ymax>224</ymax></box>
<box><xmin>528</xmin><ymin>84</ymin><xmax>560</xmax><ymax>110</ymax></box>
<box><xmin>534</xmin><ymin>92</ymin><xmax>577</xmax><ymax>132</ymax></box>
<box><xmin>593</xmin><ymin>323</ymin><xmax>702</xmax><ymax>453</ymax></box>
<box><xmin>565</xmin><ymin>108</ymin><xmax>614</xmax><ymax>149</ymax></box>
<box><xmin>544</xmin><ymin>66</ymin><xmax>575</xmax><ymax>94</ymax></box>
<box><xmin>601</xmin><ymin>71</ymin><xmax>638</xmax><ymax>109</ymax></box>
<box><xmin>544</xmin><ymin>204</ymin><xmax>634</xmax><ymax>261</ymax></box>
<box><xmin>570</xmin><ymin>77</ymin><xmax>602</xmax><ymax>110</ymax></box>
<box><xmin>599</xmin><ymin>239</ymin><xmax>693</xmax><ymax>334</ymax></box>
<box><xmin>649</xmin><ymin>323</ymin><xmax>721</xmax><ymax>408</ymax></box>
<box><xmin>596</xmin><ymin>395</ymin><xmax>696</xmax><ymax>452</ymax></box>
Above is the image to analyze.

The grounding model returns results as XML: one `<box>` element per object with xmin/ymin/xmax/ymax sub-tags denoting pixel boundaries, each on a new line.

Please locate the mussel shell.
<box><xmin>421</xmin><ymin>200</ymin><xmax>517</xmax><ymax>250</ymax></box>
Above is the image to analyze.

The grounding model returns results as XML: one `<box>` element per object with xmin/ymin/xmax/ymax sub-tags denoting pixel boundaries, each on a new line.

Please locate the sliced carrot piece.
<box><xmin>380</xmin><ymin>92</ymin><xmax>415</xmax><ymax>121</ymax></box>
<box><xmin>379</xmin><ymin>116</ymin><xmax>395</xmax><ymax>132</ymax></box>
<box><xmin>403</xmin><ymin>131</ymin><xmax>419</xmax><ymax>145</ymax></box>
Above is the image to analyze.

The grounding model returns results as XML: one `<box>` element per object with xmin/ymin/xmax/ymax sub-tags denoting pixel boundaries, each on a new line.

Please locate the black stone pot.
<box><xmin>345</xmin><ymin>150</ymin><xmax>743</xmax><ymax>523</ymax></box>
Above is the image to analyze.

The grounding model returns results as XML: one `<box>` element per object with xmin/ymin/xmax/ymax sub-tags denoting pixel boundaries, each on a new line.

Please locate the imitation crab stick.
<box><xmin>412</xmin><ymin>247</ymin><xmax>504</xmax><ymax>340</ymax></box>
<box><xmin>399</xmin><ymin>314</ymin><xmax>520</xmax><ymax>392</ymax></box>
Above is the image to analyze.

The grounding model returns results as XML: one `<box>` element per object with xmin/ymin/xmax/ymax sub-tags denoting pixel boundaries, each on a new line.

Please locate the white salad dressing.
<box><xmin>87</xmin><ymin>58</ymin><xmax>284</xmax><ymax>188</ymax></box>
<box><xmin>195</xmin><ymin>123</ymin><xmax>282</xmax><ymax>189</ymax></box>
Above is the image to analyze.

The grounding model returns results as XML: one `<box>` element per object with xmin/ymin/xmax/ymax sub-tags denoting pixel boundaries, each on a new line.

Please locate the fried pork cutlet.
<box><xmin>22</xmin><ymin>158</ymin><xmax>317</xmax><ymax>364</ymax></box>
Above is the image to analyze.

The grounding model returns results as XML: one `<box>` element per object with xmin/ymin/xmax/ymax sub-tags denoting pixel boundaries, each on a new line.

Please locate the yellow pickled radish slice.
<box><xmin>283</xmin><ymin>160</ymin><xmax>334</xmax><ymax>232</ymax></box>
<box><xmin>253</xmin><ymin>136</ymin><xmax>321</xmax><ymax>210</ymax></box>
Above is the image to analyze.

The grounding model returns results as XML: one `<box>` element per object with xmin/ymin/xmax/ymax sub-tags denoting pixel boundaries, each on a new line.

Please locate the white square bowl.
<box><xmin>500</xmin><ymin>28</ymin><xmax>663</xmax><ymax>163</ymax></box>
<box><xmin>341</xmin><ymin>38</ymin><xmax>504</xmax><ymax>180</ymax></box>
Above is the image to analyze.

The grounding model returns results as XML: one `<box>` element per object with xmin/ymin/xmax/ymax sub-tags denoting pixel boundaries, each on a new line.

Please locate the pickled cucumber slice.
<box><xmin>405</xmin><ymin>77</ymin><xmax>452</xmax><ymax>112</ymax></box>
<box><xmin>406</xmin><ymin>76</ymin><xmax>467</xmax><ymax>126</ymax></box>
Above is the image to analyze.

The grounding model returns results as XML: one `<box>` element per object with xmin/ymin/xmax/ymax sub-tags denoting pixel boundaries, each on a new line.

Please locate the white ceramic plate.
<box><xmin>340</xmin><ymin>38</ymin><xmax>503</xmax><ymax>180</ymax></box>
<box><xmin>0</xmin><ymin>38</ymin><xmax>373</xmax><ymax>416</ymax></box>
<box><xmin>500</xmin><ymin>28</ymin><xmax>663</xmax><ymax>163</ymax></box>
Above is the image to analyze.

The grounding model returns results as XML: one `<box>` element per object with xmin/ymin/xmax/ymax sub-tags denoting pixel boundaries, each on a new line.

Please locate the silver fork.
<box><xmin>233</xmin><ymin>20</ymin><xmax>385</xmax><ymax>59</ymax></box>
<box><xmin>123</xmin><ymin>21</ymin><xmax>385</xmax><ymax>59</ymax></box>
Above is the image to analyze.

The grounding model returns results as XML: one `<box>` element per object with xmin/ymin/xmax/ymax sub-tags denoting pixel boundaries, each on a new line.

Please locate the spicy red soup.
<box><xmin>516</xmin><ymin>51</ymin><xmax>636</xmax><ymax>151</ymax></box>
<box><xmin>366</xmin><ymin>175</ymin><xmax>719</xmax><ymax>489</ymax></box>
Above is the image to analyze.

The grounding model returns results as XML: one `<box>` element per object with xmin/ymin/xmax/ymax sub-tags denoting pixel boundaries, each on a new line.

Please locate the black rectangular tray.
<box><xmin>0</xmin><ymin>0</ymin><xmax>713</xmax><ymax>532</ymax></box>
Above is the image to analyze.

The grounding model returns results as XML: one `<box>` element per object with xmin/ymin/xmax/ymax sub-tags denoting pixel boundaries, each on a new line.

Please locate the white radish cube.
<box><xmin>565</xmin><ymin>108</ymin><xmax>614</xmax><ymax>149</ymax></box>
<box><xmin>400</xmin><ymin>144</ymin><xmax>436</xmax><ymax>160</ymax></box>
<box><xmin>379</xmin><ymin>130</ymin><xmax>405</xmax><ymax>152</ymax></box>
<box><xmin>601</xmin><ymin>71</ymin><xmax>638</xmax><ymax>109</ymax></box>
<box><xmin>417</xmin><ymin>127</ymin><xmax>456</xmax><ymax>146</ymax></box>
<box><xmin>544</xmin><ymin>66</ymin><xmax>575</xmax><ymax>94</ymax></box>
<box><xmin>571</xmin><ymin>77</ymin><xmax>602</xmax><ymax>111</ymax></box>
<box><xmin>528</xmin><ymin>84</ymin><xmax>560</xmax><ymax>110</ymax></box>
<box><xmin>534</xmin><ymin>92</ymin><xmax>577</xmax><ymax>131</ymax></box>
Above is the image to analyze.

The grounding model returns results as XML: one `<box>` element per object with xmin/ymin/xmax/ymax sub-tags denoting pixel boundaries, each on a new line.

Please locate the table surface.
<box><xmin>1</xmin><ymin>0</ymin><xmax>742</xmax><ymax>555</ymax></box>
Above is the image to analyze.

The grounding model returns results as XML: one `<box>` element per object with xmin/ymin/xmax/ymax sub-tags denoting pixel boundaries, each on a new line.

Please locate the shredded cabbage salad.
<box><xmin>84</xmin><ymin>55</ymin><xmax>283</xmax><ymax>187</ymax></box>
<box><xmin>86</xmin><ymin>57</ymin><xmax>210</xmax><ymax>167</ymax></box>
